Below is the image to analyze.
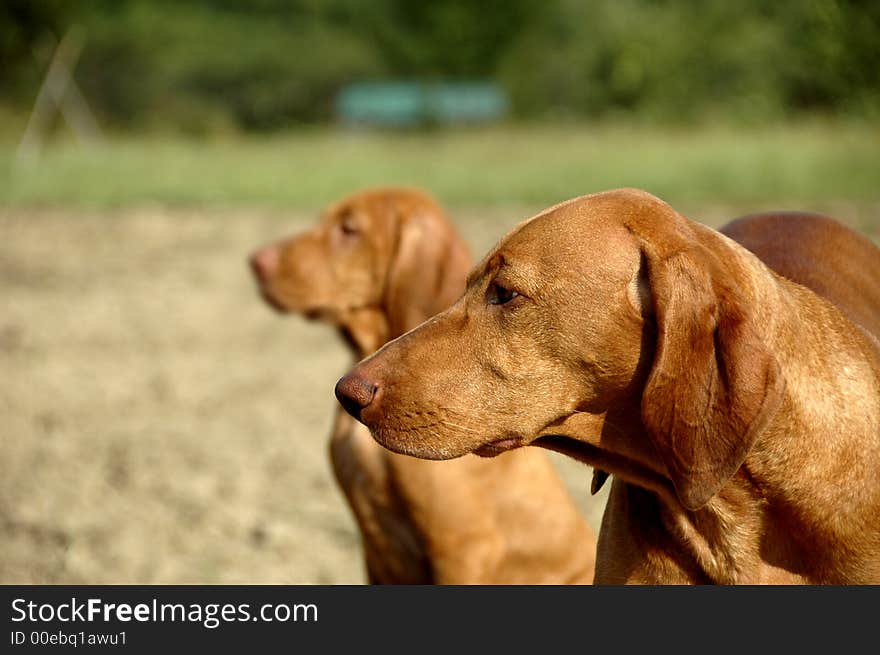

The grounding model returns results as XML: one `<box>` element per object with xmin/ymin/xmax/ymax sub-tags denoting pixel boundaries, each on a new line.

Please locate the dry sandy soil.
<box><xmin>2</xmin><ymin>202</ymin><xmax>876</xmax><ymax>584</ymax></box>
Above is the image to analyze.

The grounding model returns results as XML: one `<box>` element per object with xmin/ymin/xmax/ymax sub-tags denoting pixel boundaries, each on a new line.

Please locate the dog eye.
<box><xmin>488</xmin><ymin>282</ymin><xmax>520</xmax><ymax>305</ymax></box>
<box><xmin>338</xmin><ymin>219</ymin><xmax>360</xmax><ymax>237</ymax></box>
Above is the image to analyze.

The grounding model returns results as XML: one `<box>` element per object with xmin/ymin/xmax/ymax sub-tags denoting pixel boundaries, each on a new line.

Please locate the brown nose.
<box><xmin>249</xmin><ymin>247</ymin><xmax>279</xmax><ymax>283</ymax></box>
<box><xmin>335</xmin><ymin>372</ymin><xmax>379</xmax><ymax>422</ymax></box>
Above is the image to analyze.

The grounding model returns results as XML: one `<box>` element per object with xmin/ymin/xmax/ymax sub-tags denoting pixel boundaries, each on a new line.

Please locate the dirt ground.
<box><xmin>2</xmin><ymin>202</ymin><xmax>876</xmax><ymax>584</ymax></box>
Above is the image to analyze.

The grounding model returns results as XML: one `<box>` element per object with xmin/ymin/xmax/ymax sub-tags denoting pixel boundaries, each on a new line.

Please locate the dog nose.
<box><xmin>249</xmin><ymin>247</ymin><xmax>279</xmax><ymax>283</ymax></box>
<box><xmin>335</xmin><ymin>372</ymin><xmax>379</xmax><ymax>421</ymax></box>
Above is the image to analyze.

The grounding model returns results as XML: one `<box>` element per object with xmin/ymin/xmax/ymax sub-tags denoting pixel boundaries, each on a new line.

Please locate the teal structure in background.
<box><xmin>336</xmin><ymin>81</ymin><xmax>509</xmax><ymax>127</ymax></box>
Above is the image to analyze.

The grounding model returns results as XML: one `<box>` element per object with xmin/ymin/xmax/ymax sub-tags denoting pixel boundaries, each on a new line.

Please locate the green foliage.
<box><xmin>0</xmin><ymin>0</ymin><xmax>877</xmax><ymax>131</ymax></box>
<box><xmin>356</xmin><ymin>0</ymin><xmax>538</xmax><ymax>77</ymax></box>
<box><xmin>499</xmin><ymin>0</ymin><xmax>880</xmax><ymax>122</ymax></box>
<box><xmin>0</xmin><ymin>0</ymin><xmax>73</xmax><ymax>99</ymax></box>
<box><xmin>74</xmin><ymin>0</ymin><xmax>383</xmax><ymax>131</ymax></box>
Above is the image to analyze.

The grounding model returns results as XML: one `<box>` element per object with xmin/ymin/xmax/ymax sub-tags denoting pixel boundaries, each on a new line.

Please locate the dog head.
<box><xmin>249</xmin><ymin>187</ymin><xmax>471</xmax><ymax>343</ymax></box>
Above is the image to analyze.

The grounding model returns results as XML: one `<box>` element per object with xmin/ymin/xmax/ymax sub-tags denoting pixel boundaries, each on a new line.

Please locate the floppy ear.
<box><xmin>383</xmin><ymin>207</ymin><xmax>470</xmax><ymax>336</ymax></box>
<box><xmin>640</xmin><ymin>247</ymin><xmax>784</xmax><ymax>511</ymax></box>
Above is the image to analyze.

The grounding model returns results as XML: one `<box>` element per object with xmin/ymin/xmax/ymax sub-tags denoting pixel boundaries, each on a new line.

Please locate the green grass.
<box><xmin>1</xmin><ymin>121</ymin><xmax>878</xmax><ymax>211</ymax></box>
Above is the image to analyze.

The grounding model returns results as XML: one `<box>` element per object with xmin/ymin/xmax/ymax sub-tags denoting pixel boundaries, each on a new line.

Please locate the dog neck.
<box><xmin>660</xmin><ymin>236</ymin><xmax>880</xmax><ymax>583</ymax></box>
<box><xmin>742</xmin><ymin>276</ymin><xmax>880</xmax><ymax>582</ymax></box>
<box><xmin>542</xmin><ymin>233</ymin><xmax>880</xmax><ymax>583</ymax></box>
<box><xmin>669</xmin><ymin>243</ymin><xmax>880</xmax><ymax>583</ymax></box>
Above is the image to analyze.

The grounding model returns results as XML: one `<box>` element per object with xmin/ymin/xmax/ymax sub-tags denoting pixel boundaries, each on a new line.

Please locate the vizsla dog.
<box><xmin>337</xmin><ymin>188</ymin><xmax>880</xmax><ymax>584</ymax></box>
<box><xmin>250</xmin><ymin>187</ymin><xmax>597</xmax><ymax>584</ymax></box>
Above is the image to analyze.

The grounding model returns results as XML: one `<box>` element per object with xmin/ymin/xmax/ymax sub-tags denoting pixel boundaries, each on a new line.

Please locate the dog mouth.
<box><xmin>473</xmin><ymin>437</ymin><xmax>525</xmax><ymax>458</ymax></box>
<box><xmin>364</xmin><ymin>420</ymin><xmax>511</xmax><ymax>462</ymax></box>
<box><xmin>255</xmin><ymin>286</ymin><xmax>332</xmax><ymax>320</ymax></box>
<box><xmin>252</xmin><ymin>284</ymin><xmax>290</xmax><ymax>314</ymax></box>
<box><xmin>258</xmin><ymin>286</ymin><xmax>290</xmax><ymax>314</ymax></box>
<box><xmin>302</xmin><ymin>308</ymin><xmax>328</xmax><ymax>320</ymax></box>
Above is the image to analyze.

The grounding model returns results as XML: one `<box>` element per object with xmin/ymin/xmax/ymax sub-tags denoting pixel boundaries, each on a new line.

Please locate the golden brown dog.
<box><xmin>337</xmin><ymin>188</ymin><xmax>880</xmax><ymax>584</ymax></box>
<box><xmin>250</xmin><ymin>187</ymin><xmax>597</xmax><ymax>584</ymax></box>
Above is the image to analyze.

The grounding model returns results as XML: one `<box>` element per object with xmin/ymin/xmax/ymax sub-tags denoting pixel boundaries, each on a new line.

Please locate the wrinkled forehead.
<box><xmin>319</xmin><ymin>193</ymin><xmax>379</xmax><ymax>225</ymax></box>
<box><xmin>468</xmin><ymin>198</ymin><xmax>638</xmax><ymax>289</ymax></box>
<box><xmin>321</xmin><ymin>197</ymin><xmax>356</xmax><ymax>222</ymax></box>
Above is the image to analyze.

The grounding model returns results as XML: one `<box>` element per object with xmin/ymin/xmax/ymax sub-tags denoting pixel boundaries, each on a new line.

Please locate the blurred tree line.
<box><xmin>1</xmin><ymin>0</ymin><xmax>877</xmax><ymax>132</ymax></box>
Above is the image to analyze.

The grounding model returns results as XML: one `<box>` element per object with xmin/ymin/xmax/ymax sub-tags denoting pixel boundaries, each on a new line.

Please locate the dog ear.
<box><xmin>383</xmin><ymin>204</ymin><xmax>470</xmax><ymax>337</ymax></box>
<box><xmin>639</xmin><ymin>247</ymin><xmax>783</xmax><ymax>511</ymax></box>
